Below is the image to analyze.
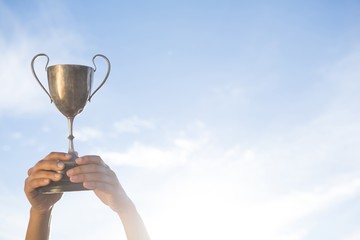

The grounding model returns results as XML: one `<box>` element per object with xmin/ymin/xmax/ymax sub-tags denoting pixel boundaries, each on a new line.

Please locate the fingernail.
<box><xmin>65</xmin><ymin>154</ymin><xmax>72</xmax><ymax>158</ymax></box>
<box><xmin>70</xmin><ymin>176</ymin><xmax>78</xmax><ymax>182</ymax></box>
<box><xmin>57</xmin><ymin>161</ymin><xmax>64</xmax><ymax>169</ymax></box>
<box><xmin>66</xmin><ymin>169</ymin><xmax>73</xmax><ymax>176</ymax></box>
<box><xmin>55</xmin><ymin>173</ymin><xmax>62</xmax><ymax>179</ymax></box>
<box><xmin>84</xmin><ymin>182</ymin><xmax>94</xmax><ymax>189</ymax></box>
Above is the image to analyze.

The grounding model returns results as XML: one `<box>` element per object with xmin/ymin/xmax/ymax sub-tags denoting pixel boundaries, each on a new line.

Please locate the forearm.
<box><xmin>25</xmin><ymin>207</ymin><xmax>53</xmax><ymax>240</ymax></box>
<box><xmin>117</xmin><ymin>200</ymin><xmax>151</xmax><ymax>240</ymax></box>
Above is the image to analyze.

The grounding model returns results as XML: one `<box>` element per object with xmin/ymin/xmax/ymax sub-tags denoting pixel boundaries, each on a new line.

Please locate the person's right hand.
<box><xmin>24</xmin><ymin>152</ymin><xmax>71</xmax><ymax>213</ymax></box>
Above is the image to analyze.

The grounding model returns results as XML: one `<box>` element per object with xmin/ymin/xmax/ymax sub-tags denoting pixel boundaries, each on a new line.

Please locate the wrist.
<box><xmin>30</xmin><ymin>206</ymin><xmax>53</xmax><ymax>217</ymax></box>
<box><xmin>114</xmin><ymin>196</ymin><xmax>137</xmax><ymax>216</ymax></box>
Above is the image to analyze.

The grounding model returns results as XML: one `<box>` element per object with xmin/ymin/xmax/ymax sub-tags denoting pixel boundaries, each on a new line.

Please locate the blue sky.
<box><xmin>1</xmin><ymin>0</ymin><xmax>360</xmax><ymax>239</ymax></box>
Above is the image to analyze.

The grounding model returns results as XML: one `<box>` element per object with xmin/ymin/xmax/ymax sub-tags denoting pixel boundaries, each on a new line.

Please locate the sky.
<box><xmin>1</xmin><ymin>0</ymin><xmax>360</xmax><ymax>239</ymax></box>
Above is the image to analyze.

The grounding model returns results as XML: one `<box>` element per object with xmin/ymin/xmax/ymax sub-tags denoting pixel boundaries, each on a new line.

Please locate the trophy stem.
<box><xmin>39</xmin><ymin>116</ymin><xmax>88</xmax><ymax>194</ymax></box>
<box><xmin>67</xmin><ymin>117</ymin><xmax>75</xmax><ymax>154</ymax></box>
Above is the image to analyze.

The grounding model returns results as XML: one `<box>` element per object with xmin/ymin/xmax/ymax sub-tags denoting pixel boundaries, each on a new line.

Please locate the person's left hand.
<box><xmin>66</xmin><ymin>155</ymin><xmax>131</xmax><ymax>212</ymax></box>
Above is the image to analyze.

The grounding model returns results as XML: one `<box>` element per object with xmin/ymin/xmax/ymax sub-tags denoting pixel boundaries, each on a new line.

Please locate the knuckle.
<box><xmin>47</xmin><ymin>152</ymin><xmax>56</xmax><ymax>158</ymax></box>
<box><xmin>32</xmin><ymin>161</ymin><xmax>44</xmax><ymax>172</ymax></box>
<box><xmin>91</xmin><ymin>155</ymin><xmax>102</xmax><ymax>164</ymax></box>
<box><xmin>37</xmin><ymin>159</ymin><xmax>50</xmax><ymax>168</ymax></box>
<box><xmin>38</xmin><ymin>159</ymin><xmax>46</xmax><ymax>165</ymax></box>
<box><xmin>24</xmin><ymin>177</ymin><xmax>30</xmax><ymax>187</ymax></box>
<box><xmin>27</xmin><ymin>167</ymin><xmax>33</xmax><ymax>176</ymax></box>
<box><xmin>47</xmin><ymin>151</ymin><xmax>66</xmax><ymax>159</ymax></box>
<box><xmin>108</xmin><ymin>169</ymin><xmax>116</xmax><ymax>177</ymax></box>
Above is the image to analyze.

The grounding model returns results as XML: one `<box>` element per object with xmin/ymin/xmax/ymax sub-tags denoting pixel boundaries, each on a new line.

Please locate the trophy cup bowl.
<box><xmin>31</xmin><ymin>53</ymin><xmax>110</xmax><ymax>194</ymax></box>
<box><xmin>48</xmin><ymin>64</ymin><xmax>93</xmax><ymax>118</ymax></box>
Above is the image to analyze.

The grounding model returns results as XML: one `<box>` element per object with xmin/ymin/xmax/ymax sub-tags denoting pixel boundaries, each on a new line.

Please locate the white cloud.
<box><xmin>0</xmin><ymin>193</ymin><xmax>28</xmax><ymax>240</ymax></box>
<box><xmin>321</xmin><ymin>46</ymin><xmax>360</xmax><ymax>110</ymax></box>
<box><xmin>146</xmin><ymin>137</ymin><xmax>360</xmax><ymax>240</ymax></box>
<box><xmin>74</xmin><ymin>127</ymin><xmax>103</xmax><ymax>142</ymax></box>
<box><xmin>0</xmin><ymin>1</ymin><xmax>86</xmax><ymax>115</ymax></box>
<box><xmin>113</xmin><ymin>116</ymin><xmax>155</xmax><ymax>133</ymax></box>
<box><xmin>0</xmin><ymin>38</ymin><xmax>47</xmax><ymax>114</ymax></box>
<box><xmin>344</xmin><ymin>230</ymin><xmax>360</xmax><ymax>240</ymax></box>
<box><xmin>105</xmin><ymin>108</ymin><xmax>360</xmax><ymax>240</ymax></box>
<box><xmin>101</xmin><ymin>135</ymin><xmax>208</xmax><ymax>168</ymax></box>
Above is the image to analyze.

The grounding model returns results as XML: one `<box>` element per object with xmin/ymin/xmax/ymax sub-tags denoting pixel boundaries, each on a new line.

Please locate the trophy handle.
<box><xmin>89</xmin><ymin>54</ymin><xmax>111</xmax><ymax>102</ymax></box>
<box><xmin>31</xmin><ymin>53</ymin><xmax>53</xmax><ymax>103</ymax></box>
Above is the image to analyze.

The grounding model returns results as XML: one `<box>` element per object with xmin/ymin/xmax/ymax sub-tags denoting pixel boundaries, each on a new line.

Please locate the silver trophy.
<box><xmin>31</xmin><ymin>53</ymin><xmax>110</xmax><ymax>193</ymax></box>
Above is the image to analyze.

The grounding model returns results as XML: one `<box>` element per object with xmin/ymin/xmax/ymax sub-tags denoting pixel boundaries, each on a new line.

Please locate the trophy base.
<box><xmin>39</xmin><ymin>182</ymin><xmax>89</xmax><ymax>194</ymax></box>
<box><xmin>38</xmin><ymin>161</ymin><xmax>90</xmax><ymax>194</ymax></box>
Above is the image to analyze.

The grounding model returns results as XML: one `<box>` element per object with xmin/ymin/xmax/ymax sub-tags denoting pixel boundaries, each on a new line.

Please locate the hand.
<box><xmin>66</xmin><ymin>155</ymin><xmax>132</xmax><ymax>213</ymax></box>
<box><xmin>24</xmin><ymin>152</ymin><xmax>71</xmax><ymax>213</ymax></box>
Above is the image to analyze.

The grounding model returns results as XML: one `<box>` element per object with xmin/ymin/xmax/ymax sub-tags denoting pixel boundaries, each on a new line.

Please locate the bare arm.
<box><xmin>26</xmin><ymin>208</ymin><xmax>52</xmax><ymax>240</ymax></box>
<box><xmin>116</xmin><ymin>199</ymin><xmax>151</xmax><ymax>240</ymax></box>
<box><xmin>24</xmin><ymin>152</ymin><xmax>70</xmax><ymax>240</ymax></box>
<box><xmin>67</xmin><ymin>155</ymin><xmax>151</xmax><ymax>240</ymax></box>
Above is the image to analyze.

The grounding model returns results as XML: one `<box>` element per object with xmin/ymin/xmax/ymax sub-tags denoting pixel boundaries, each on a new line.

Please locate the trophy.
<box><xmin>31</xmin><ymin>53</ymin><xmax>111</xmax><ymax>194</ymax></box>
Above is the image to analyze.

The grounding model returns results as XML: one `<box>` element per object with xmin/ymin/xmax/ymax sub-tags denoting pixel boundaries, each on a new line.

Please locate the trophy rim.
<box><xmin>47</xmin><ymin>64</ymin><xmax>94</xmax><ymax>70</ymax></box>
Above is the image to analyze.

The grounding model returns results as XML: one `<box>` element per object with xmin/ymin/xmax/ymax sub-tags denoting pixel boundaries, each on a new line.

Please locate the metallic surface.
<box><xmin>38</xmin><ymin>160</ymin><xmax>87</xmax><ymax>193</ymax></box>
<box><xmin>31</xmin><ymin>53</ymin><xmax>111</xmax><ymax>193</ymax></box>
<box><xmin>47</xmin><ymin>64</ymin><xmax>93</xmax><ymax>118</ymax></box>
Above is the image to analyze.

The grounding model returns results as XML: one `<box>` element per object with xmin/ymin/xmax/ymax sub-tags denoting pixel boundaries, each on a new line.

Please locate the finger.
<box><xmin>28</xmin><ymin>152</ymin><xmax>71</xmax><ymax>176</ymax></box>
<box><xmin>75</xmin><ymin>155</ymin><xmax>105</xmax><ymax>166</ymax></box>
<box><xmin>67</xmin><ymin>163</ymin><xmax>108</xmax><ymax>177</ymax></box>
<box><xmin>44</xmin><ymin>152</ymin><xmax>72</xmax><ymax>161</ymax></box>
<box><xmin>25</xmin><ymin>177</ymin><xmax>51</xmax><ymax>193</ymax></box>
<box><xmin>28</xmin><ymin>170</ymin><xmax>64</xmax><ymax>183</ymax></box>
<box><xmin>28</xmin><ymin>159</ymin><xmax>67</xmax><ymax>176</ymax></box>
<box><xmin>69</xmin><ymin>172</ymin><xmax>114</xmax><ymax>184</ymax></box>
<box><xmin>83</xmin><ymin>181</ymin><xmax>114</xmax><ymax>191</ymax></box>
